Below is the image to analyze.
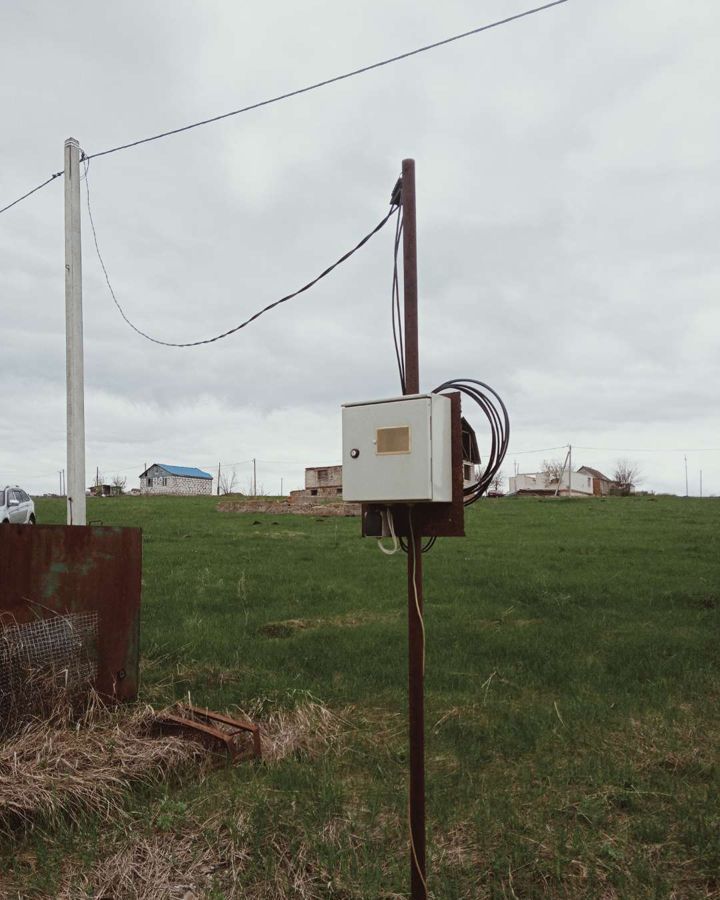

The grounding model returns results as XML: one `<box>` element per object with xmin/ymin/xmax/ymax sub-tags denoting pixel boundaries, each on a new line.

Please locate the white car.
<box><xmin>1</xmin><ymin>486</ymin><xmax>36</xmax><ymax>524</ymax></box>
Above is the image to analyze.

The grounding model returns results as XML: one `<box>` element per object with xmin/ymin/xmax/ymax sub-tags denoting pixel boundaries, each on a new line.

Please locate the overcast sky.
<box><xmin>2</xmin><ymin>0</ymin><xmax>718</xmax><ymax>497</ymax></box>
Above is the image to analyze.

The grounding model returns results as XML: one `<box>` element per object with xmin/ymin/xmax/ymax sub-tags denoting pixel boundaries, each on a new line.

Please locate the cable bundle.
<box><xmin>432</xmin><ymin>378</ymin><xmax>510</xmax><ymax>505</ymax></box>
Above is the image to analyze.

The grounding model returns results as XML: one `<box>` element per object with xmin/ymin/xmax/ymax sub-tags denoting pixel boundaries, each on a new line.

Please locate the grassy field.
<box><xmin>2</xmin><ymin>494</ymin><xmax>719</xmax><ymax>897</ymax></box>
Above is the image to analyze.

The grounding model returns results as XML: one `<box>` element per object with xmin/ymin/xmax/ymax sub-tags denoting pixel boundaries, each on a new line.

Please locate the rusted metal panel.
<box><xmin>0</xmin><ymin>524</ymin><xmax>142</xmax><ymax>701</ymax></box>
<box><xmin>361</xmin><ymin>391</ymin><xmax>465</xmax><ymax>538</ymax></box>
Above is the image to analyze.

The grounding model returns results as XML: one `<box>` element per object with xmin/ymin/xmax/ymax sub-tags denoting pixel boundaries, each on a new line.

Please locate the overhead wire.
<box><xmin>83</xmin><ymin>156</ymin><xmax>400</xmax><ymax>347</ymax></box>
<box><xmin>0</xmin><ymin>171</ymin><xmax>62</xmax><ymax>216</ymax></box>
<box><xmin>1</xmin><ymin>0</ymin><xmax>569</xmax><ymax>217</ymax></box>
<box><xmin>82</xmin><ymin>1</ymin><xmax>569</xmax><ymax>162</ymax></box>
<box><xmin>508</xmin><ymin>444</ymin><xmax>567</xmax><ymax>455</ymax></box>
<box><xmin>573</xmin><ymin>445</ymin><xmax>720</xmax><ymax>453</ymax></box>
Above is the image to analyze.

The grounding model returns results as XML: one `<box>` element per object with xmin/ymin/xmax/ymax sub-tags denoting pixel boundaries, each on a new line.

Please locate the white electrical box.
<box><xmin>341</xmin><ymin>393</ymin><xmax>452</xmax><ymax>503</ymax></box>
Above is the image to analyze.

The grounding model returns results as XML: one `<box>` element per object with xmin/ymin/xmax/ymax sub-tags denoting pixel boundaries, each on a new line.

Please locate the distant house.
<box><xmin>139</xmin><ymin>464</ymin><xmax>213</xmax><ymax>496</ymax></box>
<box><xmin>290</xmin><ymin>465</ymin><xmax>344</xmax><ymax>504</ymax></box>
<box><xmin>508</xmin><ymin>470</ymin><xmax>594</xmax><ymax>497</ymax></box>
<box><xmin>88</xmin><ymin>483</ymin><xmax>122</xmax><ymax>497</ymax></box>
<box><xmin>577</xmin><ymin>466</ymin><xmax>614</xmax><ymax>496</ymax></box>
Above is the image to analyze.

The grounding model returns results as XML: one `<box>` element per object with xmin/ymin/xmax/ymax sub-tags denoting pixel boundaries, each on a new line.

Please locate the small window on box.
<box><xmin>311</xmin><ymin>489</ymin><xmax>318</xmax><ymax>496</ymax></box>
<box><xmin>147</xmin><ymin>477</ymin><xmax>153</xmax><ymax>487</ymax></box>
<box><xmin>376</xmin><ymin>425</ymin><xmax>411</xmax><ymax>455</ymax></box>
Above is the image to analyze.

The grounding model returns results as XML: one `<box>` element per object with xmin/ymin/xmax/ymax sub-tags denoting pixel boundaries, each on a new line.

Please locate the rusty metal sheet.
<box><xmin>0</xmin><ymin>524</ymin><xmax>142</xmax><ymax>701</ymax></box>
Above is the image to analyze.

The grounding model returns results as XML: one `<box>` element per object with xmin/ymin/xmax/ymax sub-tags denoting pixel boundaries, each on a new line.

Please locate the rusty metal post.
<box><xmin>401</xmin><ymin>158</ymin><xmax>427</xmax><ymax>900</ymax></box>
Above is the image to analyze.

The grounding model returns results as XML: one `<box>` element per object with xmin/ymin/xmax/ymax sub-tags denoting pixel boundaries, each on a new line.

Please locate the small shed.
<box><xmin>139</xmin><ymin>464</ymin><xmax>213</xmax><ymax>496</ymax></box>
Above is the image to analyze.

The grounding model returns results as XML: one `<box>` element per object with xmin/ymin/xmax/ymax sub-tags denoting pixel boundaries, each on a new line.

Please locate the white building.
<box><xmin>139</xmin><ymin>464</ymin><xmax>213</xmax><ymax>495</ymax></box>
<box><xmin>508</xmin><ymin>470</ymin><xmax>593</xmax><ymax>497</ymax></box>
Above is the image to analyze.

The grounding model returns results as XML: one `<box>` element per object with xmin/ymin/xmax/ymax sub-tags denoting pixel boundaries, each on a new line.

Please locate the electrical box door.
<box><xmin>342</xmin><ymin>393</ymin><xmax>452</xmax><ymax>503</ymax></box>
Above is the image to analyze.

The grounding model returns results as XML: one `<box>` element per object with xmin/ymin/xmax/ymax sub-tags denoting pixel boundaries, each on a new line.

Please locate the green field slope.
<box><xmin>3</xmin><ymin>494</ymin><xmax>718</xmax><ymax>898</ymax></box>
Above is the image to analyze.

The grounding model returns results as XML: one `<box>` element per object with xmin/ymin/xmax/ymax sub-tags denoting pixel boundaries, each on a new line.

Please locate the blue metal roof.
<box><xmin>156</xmin><ymin>464</ymin><xmax>213</xmax><ymax>480</ymax></box>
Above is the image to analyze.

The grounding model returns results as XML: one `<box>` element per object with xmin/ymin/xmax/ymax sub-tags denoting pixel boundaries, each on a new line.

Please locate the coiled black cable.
<box><xmin>433</xmin><ymin>378</ymin><xmax>510</xmax><ymax>505</ymax></box>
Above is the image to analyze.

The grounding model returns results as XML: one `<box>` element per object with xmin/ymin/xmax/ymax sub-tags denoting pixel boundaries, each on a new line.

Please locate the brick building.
<box><xmin>290</xmin><ymin>465</ymin><xmax>343</xmax><ymax>504</ymax></box>
<box><xmin>139</xmin><ymin>464</ymin><xmax>213</xmax><ymax>495</ymax></box>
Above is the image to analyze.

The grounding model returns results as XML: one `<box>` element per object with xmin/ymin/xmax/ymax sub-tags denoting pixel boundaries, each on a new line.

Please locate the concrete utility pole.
<box><xmin>700</xmin><ymin>470</ymin><xmax>703</xmax><ymax>498</ymax></box>
<box><xmin>568</xmin><ymin>444</ymin><xmax>572</xmax><ymax>496</ymax></box>
<box><xmin>253</xmin><ymin>458</ymin><xmax>257</xmax><ymax>496</ymax></box>
<box><xmin>401</xmin><ymin>158</ymin><xmax>427</xmax><ymax>900</ymax></box>
<box><xmin>684</xmin><ymin>455</ymin><xmax>689</xmax><ymax>497</ymax></box>
<box><xmin>217</xmin><ymin>462</ymin><xmax>221</xmax><ymax>496</ymax></box>
<box><xmin>64</xmin><ymin>137</ymin><xmax>86</xmax><ymax>525</ymax></box>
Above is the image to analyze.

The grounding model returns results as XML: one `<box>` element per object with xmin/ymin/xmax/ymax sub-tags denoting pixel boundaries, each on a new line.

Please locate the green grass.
<box><xmin>2</xmin><ymin>494</ymin><xmax>719</xmax><ymax>897</ymax></box>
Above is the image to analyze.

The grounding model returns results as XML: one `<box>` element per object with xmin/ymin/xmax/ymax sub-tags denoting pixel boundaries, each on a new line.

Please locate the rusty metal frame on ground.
<box><xmin>156</xmin><ymin>704</ymin><xmax>261</xmax><ymax>761</ymax></box>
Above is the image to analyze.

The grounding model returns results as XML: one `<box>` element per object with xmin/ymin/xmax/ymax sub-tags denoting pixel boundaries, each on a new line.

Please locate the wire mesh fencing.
<box><xmin>0</xmin><ymin>612</ymin><xmax>99</xmax><ymax>731</ymax></box>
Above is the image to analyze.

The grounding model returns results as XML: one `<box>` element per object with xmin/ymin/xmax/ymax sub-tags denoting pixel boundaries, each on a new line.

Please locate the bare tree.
<box><xmin>112</xmin><ymin>474</ymin><xmax>127</xmax><ymax>495</ymax></box>
<box><xmin>490</xmin><ymin>470</ymin><xmax>504</xmax><ymax>494</ymax></box>
<box><xmin>219</xmin><ymin>468</ymin><xmax>239</xmax><ymax>495</ymax></box>
<box><xmin>613</xmin><ymin>459</ymin><xmax>641</xmax><ymax>495</ymax></box>
<box><xmin>541</xmin><ymin>458</ymin><xmax>566</xmax><ymax>485</ymax></box>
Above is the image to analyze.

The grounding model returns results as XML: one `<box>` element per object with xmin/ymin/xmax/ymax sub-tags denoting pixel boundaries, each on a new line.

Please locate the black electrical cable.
<box><xmin>391</xmin><ymin>203</ymin><xmax>406</xmax><ymax>393</ymax></box>
<box><xmin>1</xmin><ymin>1</ymin><xmax>569</xmax><ymax>217</ymax></box>
<box><xmin>433</xmin><ymin>379</ymin><xmax>510</xmax><ymax>505</ymax></box>
<box><xmin>398</xmin><ymin>378</ymin><xmax>510</xmax><ymax>555</ymax></box>
<box><xmin>83</xmin><ymin>1</ymin><xmax>569</xmax><ymax>163</ymax></box>
<box><xmin>400</xmin><ymin>534</ymin><xmax>437</xmax><ymax>554</ymax></box>
<box><xmin>0</xmin><ymin>171</ymin><xmax>62</xmax><ymax>216</ymax></box>
<box><xmin>85</xmin><ymin>157</ymin><xmax>400</xmax><ymax>348</ymax></box>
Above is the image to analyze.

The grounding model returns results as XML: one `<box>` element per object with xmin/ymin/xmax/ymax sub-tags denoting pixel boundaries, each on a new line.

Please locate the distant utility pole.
<box><xmin>554</xmin><ymin>446</ymin><xmax>570</xmax><ymax>497</ymax></box>
<box><xmin>217</xmin><ymin>462</ymin><xmax>221</xmax><ymax>496</ymax></box>
<box><xmin>568</xmin><ymin>444</ymin><xmax>572</xmax><ymax>496</ymax></box>
<box><xmin>253</xmin><ymin>458</ymin><xmax>257</xmax><ymax>496</ymax></box>
<box><xmin>280</xmin><ymin>477</ymin><xmax>283</xmax><ymax>497</ymax></box>
<box><xmin>64</xmin><ymin>136</ymin><xmax>86</xmax><ymax>526</ymax></box>
<box><xmin>700</xmin><ymin>470</ymin><xmax>703</xmax><ymax>498</ymax></box>
<box><xmin>684</xmin><ymin>455</ymin><xmax>689</xmax><ymax>497</ymax></box>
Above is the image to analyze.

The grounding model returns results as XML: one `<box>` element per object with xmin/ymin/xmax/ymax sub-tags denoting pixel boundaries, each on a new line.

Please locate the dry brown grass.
<box><xmin>46</xmin><ymin>701</ymin><xmax>351</xmax><ymax>899</ymax></box>
<box><xmin>56</xmin><ymin>814</ymin><xmax>248</xmax><ymax>900</ymax></box>
<box><xmin>249</xmin><ymin>698</ymin><xmax>344</xmax><ymax>763</ymax></box>
<box><xmin>55</xmin><ymin>812</ymin><xmax>359</xmax><ymax>900</ymax></box>
<box><xmin>0</xmin><ymin>693</ymin><xmax>207</xmax><ymax>835</ymax></box>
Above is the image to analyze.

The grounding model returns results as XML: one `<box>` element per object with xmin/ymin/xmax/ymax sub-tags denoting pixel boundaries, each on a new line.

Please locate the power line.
<box><xmin>84</xmin><ymin>157</ymin><xmax>399</xmax><ymax>347</ymax></box>
<box><xmin>83</xmin><ymin>1</ymin><xmax>568</xmax><ymax>162</ymax></box>
<box><xmin>1</xmin><ymin>1</ymin><xmax>568</xmax><ymax>217</ymax></box>
<box><xmin>574</xmin><ymin>445</ymin><xmax>720</xmax><ymax>453</ymax></box>
<box><xmin>508</xmin><ymin>444</ymin><xmax>566</xmax><ymax>455</ymax></box>
<box><xmin>0</xmin><ymin>170</ymin><xmax>62</xmax><ymax>216</ymax></box>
